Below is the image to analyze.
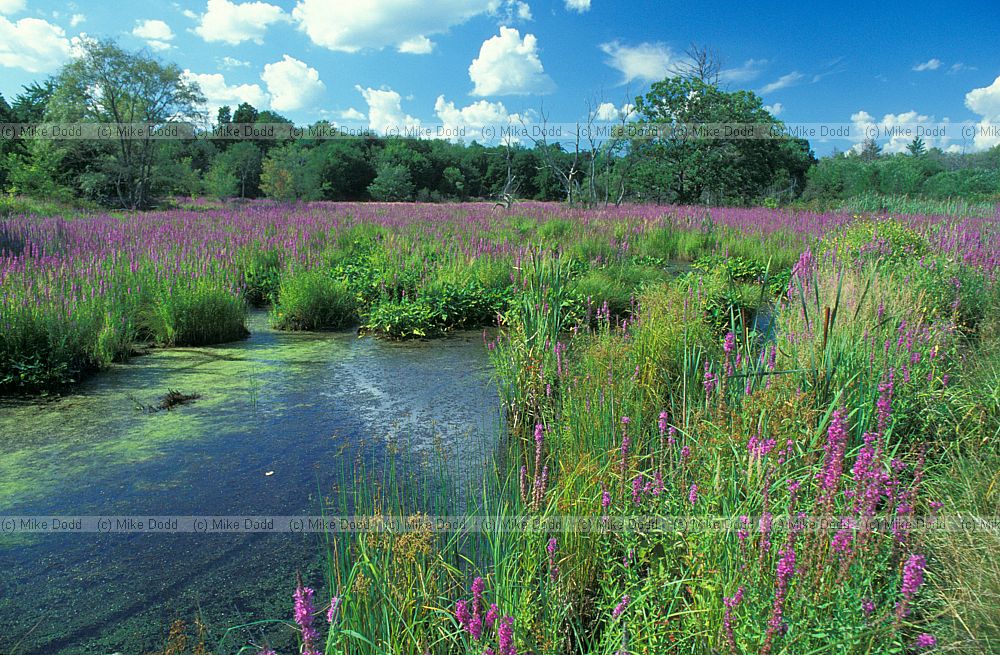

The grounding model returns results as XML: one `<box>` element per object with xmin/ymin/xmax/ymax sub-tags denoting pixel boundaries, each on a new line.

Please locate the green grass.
<box><xmin>272</xmin><ymin>268</ymin><xmax>357</xmax><ymax>331</ymax></box>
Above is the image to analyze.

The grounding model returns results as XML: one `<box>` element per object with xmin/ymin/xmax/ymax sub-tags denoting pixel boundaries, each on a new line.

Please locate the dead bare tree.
<box><xmin>521</xmin><ymin>105</ymin><xmax>582</xmax><ymax>205</ymax></box>
<box><xmin>674</xmin><ymin>42</ymin><xmax>723</xmax><ymax>85</ymax></box>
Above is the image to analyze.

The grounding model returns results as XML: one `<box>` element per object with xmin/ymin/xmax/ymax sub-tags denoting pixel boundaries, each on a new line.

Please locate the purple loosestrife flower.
<box><xmin>723</xmin><ymin>586</ymin><xmax>744</xmax><ymax>654</ymax></box>
<box><xmin>612</xmin><ymin>594</ymin><xmax>630</xmax><ymax>619</ymax></box>
<box><xmin>547</xmin><ymin>537</ymin><xmax>559</xmax><ymax>581</ymax></box>
<box><xmin>327</xmin><ymin>595</ymin><xmax>341</xmax><ymax>624</ymax></box>
<box><xmin>688</xmin><ymin>483</ymin><xmax>698</xmax><ymax>505</ymax></box>
<box><xmin>293</xmin><ymin>582</ymin><xmax>320</xmax><ymax>654</ymax></box>
<box><xmin>723</xmin><ymin>331</ymin><xmax>736</xmax><ymax>376</ymax></box>
<box><xmin>485</xmin><ymin>603</ymin><xmax>498</xmax><ymax>631</ymax></box>
<box><xmin>897</xmin><ymin>553</ymin><xmax>926</xmax><ymax>619</ymax></box>
<box><xmin>762</xmin><ymin>544</ymin><xmax>796</xmax><ymax>655</ymax></box>
<box><xmin>703</xmin><ymin>362</ymin><xmax>718</xmax><ymax>396</ymax></box>
<box><xmin>455</xmin><ymin>599</ymin><xmax>471</xmax><ymax>630</ymax></box>
<box><xmin>632</xmin><ymin>476</ymin><xmax>643</xmax><ymax>505</ymax></box>
<box><xmin>817</xmin><ymin>408</ymin><xmax>849</xmax><ymax>510</ymax></box>
<box><xmin>467</xmin><ymin>613</ymin><xmax>483</xmax><ymax>641</ymax></box>
<box><xmin>862</xmin><ymin>598</ymin><xmax>875</xmax><ymax>616</ymax></box>
<box><xmin>914</xmin><ymin>633</ymin><xmax>937</xmax><ymax>649</ymax></box>
<box><xmin>497</xmin><ymin>616</ymin><xmax>516</xmax><ymax>655</ymax></box>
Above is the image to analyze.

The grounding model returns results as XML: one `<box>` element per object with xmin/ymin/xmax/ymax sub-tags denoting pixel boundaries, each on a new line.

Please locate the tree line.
<box><xmin>1</xmin><ymin>38</ymin><xmax>996</xmax><ymax>210</ymax></box>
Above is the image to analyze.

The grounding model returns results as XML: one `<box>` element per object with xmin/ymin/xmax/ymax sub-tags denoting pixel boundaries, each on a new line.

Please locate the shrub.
<box><xmin>363</xmin><ymin>299</ymin><xmax>441</xmax><ymax>338</ymax></box>
<box><xmin>146</xmin><ymin>282</ymin><xmax>248</xmax><ymax>346</ymax></box>
<box><xmin>272</xmin><ymin>269</ymin><xmax>356</xmax><ymax>331</ymax></box>
<box><xmin>240</xmin><ymin>248</ymin><xmax>282</xmax><ymax>305</ymax></box>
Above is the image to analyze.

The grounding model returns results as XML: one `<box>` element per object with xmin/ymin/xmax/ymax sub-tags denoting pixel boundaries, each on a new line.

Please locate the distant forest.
<box><xmin>1</xmin><ymin>38</ymin><xmax>998</xmax><ymax>210</ymax></box>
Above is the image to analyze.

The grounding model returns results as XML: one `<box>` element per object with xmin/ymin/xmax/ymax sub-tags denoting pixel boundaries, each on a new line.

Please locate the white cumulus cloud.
<box><xmin>70</xmin><ymin>14</ymin><xmax>85</xmax><ymax>27</ymax></box>
<box><xmin>599</xmin><ymin>40</ymin><xmax>677</xmax><ymax>84</ymax></box>
<box><xmin>435</xmin><ymin>95</ymin><xmax>522</xmax><ymax>141</ymax></box>
<box><xmin>565</xmin><ymin>0</ymin><xmax>590</xmax><ymax>12</ymax></box>
<box><xmin>338</xmin><ymin>107</ymin><xmax>367</xmax><ymax>121</ymax></box>
<box><xmin>912</xmin><ymin>58</ymin><xmax>942</xmax><ymax>72</ymax></box>
<box><xmin>593</xmin><ymin>101</ymin><xmax>634</xmax><ymax>121</ymax></box>
<box><xmin>260</xmin><ymin>55</ymin><xmax>325</xmax><ymax>113</ymax></box>
<box><xmin>293</xmin><ymin>0</ymin><xmax>499</xmax><ymax>53</ymax></box>
<box><xmin>356</xmin><ymin>86</ymin><xmax>421</xmax><ymax>133</ymax></box>
<box><xmin>0</xmin><ymin>0</ymin><xmax>25</xmax><ymax>15</ymax></box>
<box><xmin>0</xmin><ymin>16</ymin><xmax>73</xmax><ymax>73</ymax></box>
<box><xmin>194</xmin><ymin>0</ymin><xmax>286</xmax><ymax>45</ymax></box>
<box><xmin>132</xmin><ymin>19</ymin><xmax>175</xmax><ymax>51</ymax></box>
<box><xmin>965</xmin><ymin>75</ymin><xmax>1000</xmax><ymax>150</ymax></box>
<box><xmin>469</xmin><ymin>26</ymin><xmax>554</xmax><ymax>96</ymax></box>
<box><xmin>398</xmin><ymin>35</ymin><xmax>434</xmax><ymax>54</ymax></box>
<box><xmin>183</xmin><ymin>70</ymin><xmax>269</xmax><ymax>117</ymax></box>
<box><xmin>850</xmin><ymin>110</ymin><xmax>959</xmax><ymax>154</ymax></box>
<box><xmin>765</xmin><ymin>102</ymin><xmax>784</xmax><ymax>117</ymax></box>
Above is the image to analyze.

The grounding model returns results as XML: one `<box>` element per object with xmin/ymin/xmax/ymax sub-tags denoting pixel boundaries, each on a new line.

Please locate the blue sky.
<box><xmin>2</xmin><ymin>0</ymin><xmax>999</xmax><ymax>154</ymax></box>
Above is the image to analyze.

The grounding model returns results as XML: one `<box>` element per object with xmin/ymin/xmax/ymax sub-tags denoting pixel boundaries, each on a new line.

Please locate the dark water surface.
<box><xmin>0</xmin><ymin>313</ymin><xmax>499</xmax><ymax>654</ymax></box>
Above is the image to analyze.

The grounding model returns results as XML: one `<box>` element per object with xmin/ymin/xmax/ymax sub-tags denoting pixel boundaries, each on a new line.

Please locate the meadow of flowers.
<box><xmin>2</xmin><ymin>200</ymin><xmax>998</xmax><ymax>654</ymax></box>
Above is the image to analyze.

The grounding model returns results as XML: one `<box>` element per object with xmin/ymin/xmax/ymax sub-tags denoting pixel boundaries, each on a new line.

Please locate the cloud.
<box><xmin>398</xmin><ymin>35</ymin><xmax>434</xmax><ymax>54</ymax></box>
<box><xmin>565</xmin><ymin>0</ymin><xmax>590</xmax><ymax>12</ymax></box>
<box><xmin>132</xmin><ymin>19</ymin><xmax>175</xmax><ymax>51</ymax></box>
<box><xmin>0</xmin><ymin>16</ymin><xmax>73</xmax><ymax>73</ymax></box>
<box><xmin>764</xmin><ymin>102</ymin><xmax>783</xmax><ymax>117</ymax></box>
<box><xmin>469</xmin><ymin>26</ymin><xmax>554</xmax><ymax>96</ymax></box>
<box><xmin>965</xmin><ymin>75</ymin><xmax>1000</xmax><ymax>150</ymax></box>
<box><xmin>760</xmin><ymin>71</ymin><xmax>805</xmax><ymax>94</ymax></box>
<box><xmin>183</xmin><ymin>70</ymin><xmax>269</xmax><ymax>117</ymax></box>
<box><xmin>218</xmin><ymin>55</ymin><xmax>250</xmax><ymax>68</ymax></box>
<box><xmin>338</xmin><ymin>107</ymin><xmax>366</xmax><ymax>121</ymax></box>
<box><xmin>260</xmin><ymin>55</ymin><xmax>325</xmax><ymax>113</ymax></box>
<box><xmin>948</xmin><ymin>62</ymin><xmax>975</xmax><ymax>75</ymax></box>
<box><xmin>850</xmin><ymin>109</ymin><xmax>960</xmax><ymax>154</ymax></box>
<box><xmin>600</xmin><ymin>40</ymin><xmax>677</xmax><ymax>84</ymax></box>
<box><xmin>435</xmin><ymin>95</ymin><xmax>523</xmax><ymax>141</ymax></box>
<box><xmin>912</xmin><ymin>58</ymin><xmax>942</xmax><ymax>72</ymax></box>
<box><xmin>719</xmin><ymin>58</ymin><xmax>767</xmax><ymax>84</ymax></box>
<box><xmin>70</xmin><ymin>14</ymin><xmax>85</xmax><ymax>27</ymax></box>
<box><xmin>356</xmin><ymin>86</ymin><xmax>421</xmax><ymax>133</ymax></box>
<box><xmin>293</xmin><ymin>0</ymin><xmax>500</xmax><ymax>53</ymax></box>
<box><xmin>593</xmin><ymin>101</ymin><xmax>634</xmax><ymax>121</ymax></box>
<box><xmin>194</xmin><ymin>0</ymin><xmax>286</xmax><ymax>45</ymax></box>
<box><xmin>0</xmin><ymin>0</ymin><xmax>25</xmax><ymax>15</ymax></box>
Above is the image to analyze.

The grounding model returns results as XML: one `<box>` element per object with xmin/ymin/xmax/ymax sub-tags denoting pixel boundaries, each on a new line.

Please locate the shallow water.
<box><xmin>0</xmin><ymin>313</ymin><xmax>499</xmax><ymax>654</ymax></box>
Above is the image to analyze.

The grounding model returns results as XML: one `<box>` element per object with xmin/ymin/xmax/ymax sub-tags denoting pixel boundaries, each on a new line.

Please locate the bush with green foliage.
<box><xmin>272</xmin><ymin>269</ymin><xmax>356</xmax><ymax>331</ymax></box>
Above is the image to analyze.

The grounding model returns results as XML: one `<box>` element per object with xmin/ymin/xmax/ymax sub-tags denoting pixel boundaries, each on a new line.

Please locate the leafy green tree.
<box><xmin>259</xmin><ymin>142</ymin><xmax>321</xmax><ymax>201</ymax></box>
<box><xmin>216</xmin><ymin>105</ymin><xmax>232</xmax><ymax>127</ymax></box>
<box><xmin>311</xmin><ymin>139</ymin><xmax>375</xmax><ymax>200</ymax></box>
<box><xmin>441</xmin><ymin>166</ymin><xmax>466</xmax><ymax>199</ymax></box>
<box><xmin>218</xmin><ymin>141</ymin><xmax>262</xmax><ymax>197</ymax></box>
<box><xmin>367</xmin><ymin>163</ymin><xmax>414</xmax><ymax>201</ymax></box>
<box><xmin>47</xmin><ymin>38</ymin><xmax>204</xmax><ymax>208</ymax></box>
<box><xmin>232</xmin><ymin>102</ymin><xmax>259</xmax><ymax>125</ymax></box>
<box><xmin>630</xmin><ymin>76</ymin><xmax>812</xmax><ymax>204</ymax></box>
<box><xmin>205</xmin><ymin>158</ymin><xmax>239</xmax><ymax>198</ymax></box>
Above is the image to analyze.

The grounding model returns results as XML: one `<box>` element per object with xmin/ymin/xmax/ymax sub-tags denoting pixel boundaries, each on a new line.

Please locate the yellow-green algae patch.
<box><xmin>0</xmin><ymin>323</ymin><xmax>356</xmax><ymax>509</ymax></box>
